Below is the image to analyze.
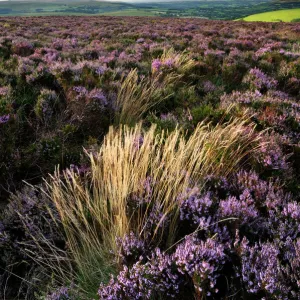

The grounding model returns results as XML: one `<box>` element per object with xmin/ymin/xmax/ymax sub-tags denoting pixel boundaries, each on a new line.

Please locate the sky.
<box><xmin>0</xmin><ymin>0</ymin><xmax>268</xmax><ymax>2</ymax></box>
<box><xmin>0</xmin><ymin>0</ymin><xmax>258</xmax><ymax>1</ymax></box>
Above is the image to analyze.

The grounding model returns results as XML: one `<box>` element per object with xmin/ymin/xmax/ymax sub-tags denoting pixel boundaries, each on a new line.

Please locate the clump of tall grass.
<box><xmin>157</xmin><ymin>47</ymin><xmax>196</xmax><ymax>74</ymax></box>
<box><xmin>115</xmin><ymin>69</ymin><xmax>164</xmax><ymax>125</ymax></box>
<box><xmin>38</xmin><ymin>113</ymin><xmax>262</xmax><ymax>297</ymax></box>
<box><xmin>116</xmin><ymin>49</ymin><xmax>196</xmax><ymax>124</ymax></box>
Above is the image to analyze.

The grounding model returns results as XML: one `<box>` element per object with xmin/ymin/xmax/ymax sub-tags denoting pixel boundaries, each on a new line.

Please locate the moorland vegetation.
<box><xmin>0</xmin><ymin>16</ymin><xmax>300</xmax><ymax>299</ymax></box>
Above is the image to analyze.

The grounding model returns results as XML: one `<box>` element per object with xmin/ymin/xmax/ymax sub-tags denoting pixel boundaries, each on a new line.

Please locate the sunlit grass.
<box><xmin>241</xmin><ymin>8</ymin><xmax>300</xmax><ymax>22</ymax></box>
<box><xmin>116</xmin><ymin>49</ymin><xmax>196</xmax><ymax>124</ymax></box>
<box><xmin>39</xmin><ymin>111</ymin><xmax>262</xmax><ymax>297</ymax></box>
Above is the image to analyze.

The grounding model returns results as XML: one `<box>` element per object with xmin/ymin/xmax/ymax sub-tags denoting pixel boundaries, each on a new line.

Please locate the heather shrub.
<box><xmin>0</xmin><ymin>112</ymin><xmax>18</xmax><ymax>202</ymax></box>
<box><xmin>97</xmin><ymin>168</ymin><xmax>300</xmax><ymax>299</ymax></box>
<box><xmin>173</xmin><ymin>237</ymin><xmax>226</xmax><ymax>297</ymax></box>
<box><xmin>202</xmin><ymin>55</ymin><xmax>224</xmax><ymax>75</ymax></box>
<box><xmin>222</xmin><ymin>62</ymin><xmax>248</xmax><ymax>91</ymax></box>
<box><xmin>11</xmin><ymin>39</ymin><xmax>34</xmax><ymax>57</ymax></box>
<box><xmin>0</xmin><ymin>185</ymin><xmax>65</xmax><ymax>299</ymax></box>
<box><xmin>46</xmin><ymin>284</ymin><xmax>83</xmax><ymax>300</ymax></box>
<box><xmin>243</xmin><ymin>68</ymin><xmax>278</xmax><ymax>93</ymax></box>
<box><xmin>286</xmin><ymin>77</ymin><xmax>300</xmax><ymax>96</ymax></box>
<box><xmin>0</xmin><ymin>38</ymin><xmax>12</xmax><ymax>59</ymax></box>
<box><xmin>98</xmin><ymin>248</ymin><xmax>190</xmax><ymax>299</ymax></box>
<box><xmin>221</xmin><ymin>49</ymin><xmax>253</xmax><ymax>91</ymax></box>
<box><xmin>67</xmin><ymin>86</ymin><xmax>112</xmax><ymax>139</ymax></box>
<box><xmin>146</xmin><ymin>112</ymin><xmax>179</xmax><ymax>132</ymax></box>
<box><xmin>34</xmin><ymin>89</ymin><xmax>59</xmax><ymax>123</ymax></box>
<box><xmin>46</xmin><ymin>285</ymin><xmax>76</xmax><ymax>300</ymax></box>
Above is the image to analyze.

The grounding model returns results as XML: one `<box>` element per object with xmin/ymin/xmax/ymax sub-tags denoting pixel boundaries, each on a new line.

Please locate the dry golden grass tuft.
<box><xmin>116</xmin><ymin>48</ymin><xmax>196</xmax><ymax>124</ymax></box>
<box><xmin>41</xmin><ymin>112</ymin><xmax>262</xmax><ymax>294</ymax></box>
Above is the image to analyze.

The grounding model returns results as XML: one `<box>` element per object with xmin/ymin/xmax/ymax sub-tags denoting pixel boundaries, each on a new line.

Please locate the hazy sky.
<box><xmin>0</xmin><ymin>0</ymin><xmax>259</xmax><ymax>2</ymax></box>
<box><xmin>0</xmin><ymin>0</ymin><xmax>218</xmax><ymax>1</ymax></box>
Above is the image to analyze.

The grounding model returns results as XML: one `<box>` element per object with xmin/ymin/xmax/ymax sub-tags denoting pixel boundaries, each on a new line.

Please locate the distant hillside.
<box><xmin>0</xmin><ymin>0</ymin><xmax>300</xmax><ymax>19</ymax></box>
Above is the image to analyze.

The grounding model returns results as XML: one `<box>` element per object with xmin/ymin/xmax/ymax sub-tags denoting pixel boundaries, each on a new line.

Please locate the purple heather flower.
<box><xmin>0</xmin><ymin>114</ymin><xmax>10</xmax><ymax>124</ymax></box>
<box><xmin>46</xmin><ymin>285</ymin><xmax>77</xmax><ymax>300</ymax></box>
<box><xmin>160</xmin><ymin>112</ymin><xmax>177</xmax><ymax>123</ymax></box>
<box><xmin>87</xmin><ymin>88</ymin><xmax>108</xmax><ymax>106</ymax></box>
<box><xmin>180</xmin><ymin>188</ymin><xmax>214</xmax><ymax>226</ymax></box>
<box><xmin>219</xmin><ymin>189</ymin><xmax>258</xmax><ymax>222</ymax></box>
<box><xmin>282</xmin><ymin>202</ymin><xmax>300</xmax><ymax>221</ymax></box>
<box><xmin>99</xmin><ymin>248</ymin><xmax>182</xmax><ymax>299</ymax></box>
<box><xmin>259</xmin><ymin>134</ymin><xmax>288</xmax><ymax>170</ymax></box>
<box><xmin>119</xmin><ymin>51</ymin><xmax>127</xmax><ymax>60</ymax></box>
<box><xmin>203</xmin><ymin>81</ymin><xmax>216</xmax><ymax>93</ymax></box>
<box><xmin>116</xmin><ymin>232</ymin><xmax>146</xmax><ymax>264</ymax></box>
<box><xmin>151</xmin><ymin>59</ymin><xmax>162</xmax><ymax>72</ymax></box>
<box><xmin>173</xmin><ymin>237</ymin><xmax>226</xmax><ymax>295</ymax></box>
<box><xmin>163</xmin><ymin>58</ymin><xmax>175</xmax><ymax>68</ymax></box>
<box><xmin>244</xmin><ymin>67</ymin><xmax>278</xmax><ymax>91</ymax></box>
<box><xmin>240</xmin><ymin>239</ymin><xmax>282</xmax><ymax>295</ymax></box>
<box><xmin>204</xmin><ymin>49</ymin><xmax>225</xmax><ymax>57</ymax></box>
<box><xmin>95</xmin><ymin>65</ymin><xmax>107</xmax><ymax>75</ymax></box>
<box><xmin>73</xmin><ymin>86</ymin><xmax>88</xmax><ymax>99</ymax></box>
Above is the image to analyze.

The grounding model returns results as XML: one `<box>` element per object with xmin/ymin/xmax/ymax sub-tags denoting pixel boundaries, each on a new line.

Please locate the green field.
<box><xmin>99</xmin><ymin>9</ymin><xmax>158</xmax><ymax>17</ymax></box>
<box><xmin>241</xmin><ymin>8</ymin><xmax>300</xmax><ymax>22</ymax></box>
<box><xmin>1</xmin><ymin>1</ymin><xmax>300</xmax><ymax>20</ymax></box>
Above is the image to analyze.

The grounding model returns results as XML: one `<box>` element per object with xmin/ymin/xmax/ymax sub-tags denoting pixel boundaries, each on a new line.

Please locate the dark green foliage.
<box><xmin>191</xmin><ymin>105</ymin><xmax>229</xmax><ymax>126</ymax></box>
<box><xmin>0</xmin><ymin>185</ymin><xmax>65</xmax><ymax>299</ymax></box>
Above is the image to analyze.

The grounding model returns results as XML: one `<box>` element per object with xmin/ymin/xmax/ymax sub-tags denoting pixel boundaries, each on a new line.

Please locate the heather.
<box><xmin>0</xmin><ymin>16</ymin><xmax>300</xmax><ymax>299</ymax></box>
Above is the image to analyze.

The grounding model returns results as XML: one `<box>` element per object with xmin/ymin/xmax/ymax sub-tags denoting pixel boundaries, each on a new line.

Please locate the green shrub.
<box><xmin>34</xmin><ymin>89</ymin><xmax>59</xmax><ymax>123</ymax></box>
